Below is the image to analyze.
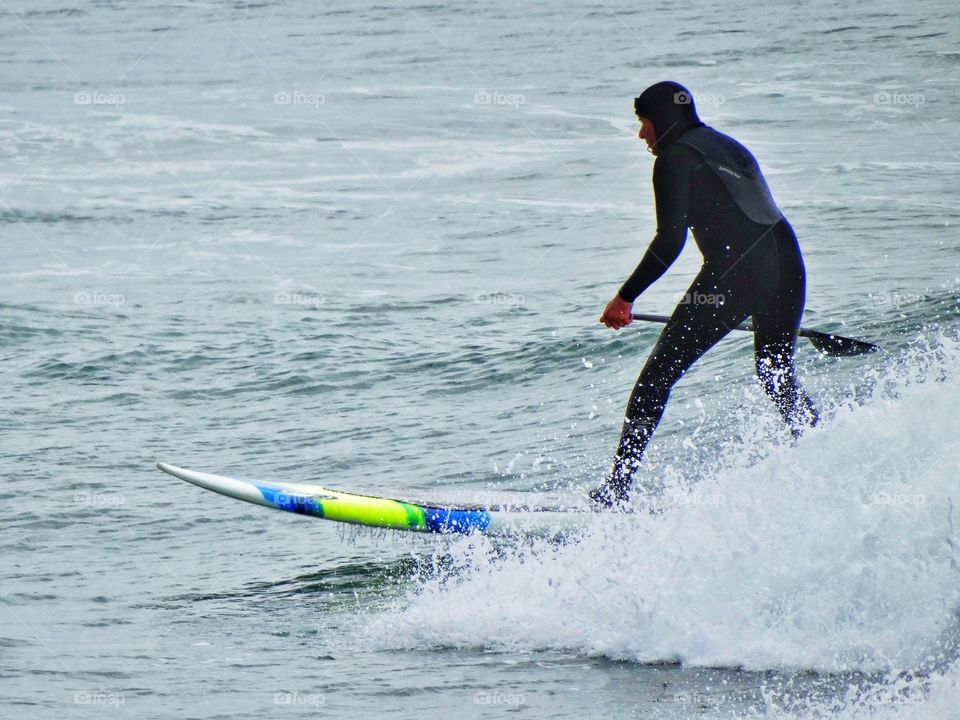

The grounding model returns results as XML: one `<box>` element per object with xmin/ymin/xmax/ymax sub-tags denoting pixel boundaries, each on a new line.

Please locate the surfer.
<box><xmin>590</xmin><ymin>81</ymin><xmax>819</xmax><ymax>508</ymax></box>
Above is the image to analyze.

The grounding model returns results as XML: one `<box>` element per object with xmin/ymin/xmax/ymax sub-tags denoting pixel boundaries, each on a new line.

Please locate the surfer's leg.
<box><xmin>753</xmin><ymin>308</ymin><xmax>819</xmax><ymax>436</ymax></box>
<box><xmin>593</xmin><ymin>281</ymin><xmax>748</xmax><ymax>506</ymax></box>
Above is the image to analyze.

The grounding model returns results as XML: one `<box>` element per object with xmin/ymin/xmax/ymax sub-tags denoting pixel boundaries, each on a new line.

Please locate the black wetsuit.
<box><xmin>595</xmin><ymin>82</ymin><xmax>818</xmax><ymax>506</ymax></box>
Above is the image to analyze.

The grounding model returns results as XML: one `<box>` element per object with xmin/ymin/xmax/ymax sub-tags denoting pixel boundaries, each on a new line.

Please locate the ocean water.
<box><xmin>2</xmin><ymin>0</ymin><xmax>960</xmax><ymax>717</ymax></box>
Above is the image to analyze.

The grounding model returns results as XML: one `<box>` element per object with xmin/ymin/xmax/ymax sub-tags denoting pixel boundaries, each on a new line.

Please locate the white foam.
<box><xmin>362</xmin><ymin>335</ymin><xmax>960</xmax><ymax>696</ymax></box>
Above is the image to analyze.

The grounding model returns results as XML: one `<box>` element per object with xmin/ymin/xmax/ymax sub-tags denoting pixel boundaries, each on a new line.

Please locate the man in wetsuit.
<box><xmin>590</xmin><ymin>81</ymin><xmax>819</xmax><ymax>508</ymax></box>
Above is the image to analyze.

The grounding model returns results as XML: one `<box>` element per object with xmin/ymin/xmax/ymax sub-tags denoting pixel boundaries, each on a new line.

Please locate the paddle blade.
<box><xmin>803</xmin><ymin>330</ymin><xmax>880</xmax><ymax>357</ymax></box>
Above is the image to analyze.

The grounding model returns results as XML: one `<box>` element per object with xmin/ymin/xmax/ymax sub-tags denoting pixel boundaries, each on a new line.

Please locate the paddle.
<box><xmin>630</xmin><ymin>312</ymin><xmax>880</xmax><ymax>357</ymax></box>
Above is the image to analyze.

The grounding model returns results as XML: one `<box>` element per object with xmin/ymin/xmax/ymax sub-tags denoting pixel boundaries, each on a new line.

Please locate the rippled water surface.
<box><xmin>2</xmin><ymin>1</ymin><xmax>960</xmax><ymax>718</ymax></box>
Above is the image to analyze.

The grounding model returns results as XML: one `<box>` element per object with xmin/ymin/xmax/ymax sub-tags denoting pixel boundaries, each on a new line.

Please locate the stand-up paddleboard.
<box><xmin>156</xmin><ymin>462</ymin><xmax>590</xmax><ymax>536</ymax></box>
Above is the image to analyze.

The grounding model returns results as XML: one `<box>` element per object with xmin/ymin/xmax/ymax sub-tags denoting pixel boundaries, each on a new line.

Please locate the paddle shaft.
<box><xmin>629</xmin><ymin>312</ymin><xmax>879</xmax><ymax>356</ymax></box>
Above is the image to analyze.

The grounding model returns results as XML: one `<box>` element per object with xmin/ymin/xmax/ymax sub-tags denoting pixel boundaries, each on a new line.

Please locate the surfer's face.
<box><xmin>637</xmin><ymin>116</ymin><xmax>656</xmax><ymax>155</ymax></box>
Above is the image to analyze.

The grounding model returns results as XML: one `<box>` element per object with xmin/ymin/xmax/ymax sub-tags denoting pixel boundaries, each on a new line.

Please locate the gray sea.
<box><xmin>3</xmin><ymin>1</ymin><xmax>960</xmax><ymax>717</ymax></box>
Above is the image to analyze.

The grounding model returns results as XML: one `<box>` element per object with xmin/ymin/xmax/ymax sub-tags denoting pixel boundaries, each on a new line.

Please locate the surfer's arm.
<box><xmin>618</xmin><ymin>151</ymin><xmax>690</xmax><ymax>303</ymax></box>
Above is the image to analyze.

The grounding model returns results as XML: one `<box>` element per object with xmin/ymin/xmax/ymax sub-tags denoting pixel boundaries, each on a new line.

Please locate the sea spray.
<box><xmin>362</xmin><ymin>333</ymin><xmax>960</xmax><ymax>713</ymax></box>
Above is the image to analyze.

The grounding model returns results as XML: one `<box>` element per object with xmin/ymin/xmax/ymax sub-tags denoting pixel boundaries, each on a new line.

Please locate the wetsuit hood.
<box><xmin>634</xmin><ymin>81</ymin><xmax>704</xmax><ymax>152</ymax></box>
